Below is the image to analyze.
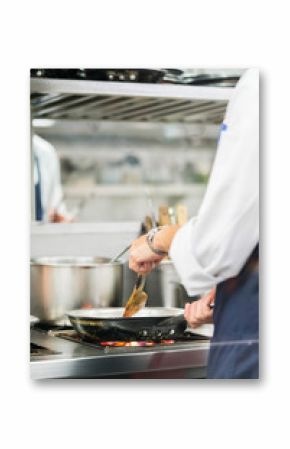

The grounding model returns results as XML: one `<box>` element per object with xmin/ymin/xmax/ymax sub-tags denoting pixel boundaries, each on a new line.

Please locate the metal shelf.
<box><xmin>63</xmin><ymin>184</ymin><xmax>206</xmax><ymax>198</ymax></box>
<box><xmin>31</xmin><ymin>78</ymin><xmax>232</xmax><ymax>125</ymax></box>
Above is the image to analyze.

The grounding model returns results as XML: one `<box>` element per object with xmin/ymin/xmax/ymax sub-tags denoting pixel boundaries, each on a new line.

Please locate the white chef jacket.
<box><xmin>169</xmin><ymin>68</ymin><xmax>259</xmax><ymax>296</ymax></box>
<box><xmin>33</xmin><ymin>134</ymin><xmax>67</xmax><ymax>221</ymax></box>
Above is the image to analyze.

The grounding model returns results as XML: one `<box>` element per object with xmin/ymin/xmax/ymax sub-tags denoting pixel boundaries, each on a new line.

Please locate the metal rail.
<box><xmin>31</xmin><ymin>78</ymin><xmax>233</xmax><ymax>100</ymax></box>
<box><xmin>30</xmin><ymin>78</ymin><xmax>232</xmax><ymax>124</ymax></box>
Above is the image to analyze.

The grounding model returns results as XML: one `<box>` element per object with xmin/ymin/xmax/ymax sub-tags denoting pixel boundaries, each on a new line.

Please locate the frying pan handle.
<box><xmin>159</xmin><ymin>314</ymin><xmax>187</xmax><ymax>330</ymax></box>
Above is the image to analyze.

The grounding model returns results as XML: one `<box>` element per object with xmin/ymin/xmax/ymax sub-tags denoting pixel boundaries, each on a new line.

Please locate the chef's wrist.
<box><xmin>153</xmin><ymin>225</ymin><xmax>180</xmax><ymax>253</ymax></box>
<box><xmin>146</xmin><ymin>227</ymin><xmax>168</xmax><ymax>256</ymax></box>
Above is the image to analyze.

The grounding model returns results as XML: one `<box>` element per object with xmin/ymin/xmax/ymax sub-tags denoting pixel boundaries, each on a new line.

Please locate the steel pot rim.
<box><xmin>30</xmin><ymin>256</ymin><xmax>123</xmax><ymax>268</ymax></box>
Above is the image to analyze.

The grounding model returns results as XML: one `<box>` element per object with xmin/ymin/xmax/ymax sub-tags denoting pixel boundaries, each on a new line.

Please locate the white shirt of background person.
<box><xmin>33</xmin><ymin>134</ymin><xmax>67</xmax><ymax>222</ymax></box>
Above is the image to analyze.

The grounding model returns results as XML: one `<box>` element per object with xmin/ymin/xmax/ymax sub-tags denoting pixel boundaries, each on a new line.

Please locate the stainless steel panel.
<box><xmin>30</xmin><ymin>329</ymin><xmax>210</xmax><ymax>379</ymax></box>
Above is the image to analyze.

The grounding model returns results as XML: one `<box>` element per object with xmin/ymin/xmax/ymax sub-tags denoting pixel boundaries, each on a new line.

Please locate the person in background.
<box><xmin>129</xmin><ymin>68</ymin><xmax>259</xmax><ymax>379</ymax></box>
<box><xmin>33</xmin><ymin>134</ymin><xmax>72</xmax><ymax>223</ymax></box>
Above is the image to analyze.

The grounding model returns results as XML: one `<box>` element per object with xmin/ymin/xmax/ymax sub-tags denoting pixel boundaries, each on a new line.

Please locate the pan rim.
<box><xmin>67</xmin><ymin>307</ymin><xmax>184</xmax><ymax>320</ymax></box>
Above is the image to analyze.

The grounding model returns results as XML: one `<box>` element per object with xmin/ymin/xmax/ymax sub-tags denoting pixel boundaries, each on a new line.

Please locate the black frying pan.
<box><xmin>67</xmin><ymin>307</ymin><xmax>187</xmax><ymax>342</ymax></box>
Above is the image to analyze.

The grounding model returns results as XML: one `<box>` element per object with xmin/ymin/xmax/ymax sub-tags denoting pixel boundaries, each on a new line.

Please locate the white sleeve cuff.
<box><xmin>169</xmin><ymin>218</ymin><xmax>218</xmax><ymax>296</ymax></box>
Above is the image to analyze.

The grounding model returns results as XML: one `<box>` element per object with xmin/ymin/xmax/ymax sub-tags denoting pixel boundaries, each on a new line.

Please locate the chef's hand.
<box><xmin>48</xmin><ymin>209</ymin><xmax>74</xmax><ymax>223</ymax></box>
<box><xmin>184</xmin><ymin>288</ymin><xmax>216</xmax><ymax>328</ymax></box>
<box><xmin>129</xmin><ymin>225</ymin><xmax>180</xmax><ymax>274</ymax></box>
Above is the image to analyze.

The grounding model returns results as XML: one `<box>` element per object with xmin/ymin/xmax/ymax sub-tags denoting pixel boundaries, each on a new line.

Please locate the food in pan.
<box><xmin>123</xmin><ymin>275</ymin><xmax>148</xmax><ymax>317</ymax></box>
<box><xmin>123</xmin><ymin>288</ymin><xmax>148</xmax><ymax>317</ymax></box>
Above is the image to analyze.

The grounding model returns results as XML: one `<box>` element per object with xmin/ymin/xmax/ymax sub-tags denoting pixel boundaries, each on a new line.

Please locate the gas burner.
<box><xmin>44</xmin><ymin>328</ymin><xmax>208</xmax><ymax>351</ymax></box>
<box><xmin>99</xmin><ymin>340</ymin><xmax>176</xmax><ymax>347</ymax></box>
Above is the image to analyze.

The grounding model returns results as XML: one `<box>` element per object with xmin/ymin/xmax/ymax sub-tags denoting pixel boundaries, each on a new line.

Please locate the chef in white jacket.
<box><xmin>33</xmin><ymin>134</ymin><xmax>71</xmax><ymax>222</ymax></box>
<box><xmin>129</xmin><ymin>68</ymin><xmax>259</xmax><ymax>378</ymax></box>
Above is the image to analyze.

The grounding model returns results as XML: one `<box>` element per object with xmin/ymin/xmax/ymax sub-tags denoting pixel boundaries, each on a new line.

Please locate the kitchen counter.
<box><xmin>30</xmin><ymin>328</ymin><xmax>210</xmax><ymax>379</ymax></box>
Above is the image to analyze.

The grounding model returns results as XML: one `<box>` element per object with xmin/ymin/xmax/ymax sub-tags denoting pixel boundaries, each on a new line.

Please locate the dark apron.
<box><xmin>207</xmin><ymin>245</ymin><xmax>259</xmax><ymax>379</ymax></box>
<box><xmin>34</xmin><ymin>155</ymin><xmax>43</xmax><ymax>221</ymax></box>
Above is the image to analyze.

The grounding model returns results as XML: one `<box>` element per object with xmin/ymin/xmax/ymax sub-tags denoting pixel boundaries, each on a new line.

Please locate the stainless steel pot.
<box><xmin>156</xmin><ymin>260</ymin><xmax>181</xmax><ymax>307</ymax></box>
<box><xmin>156</xmin><ymin>260</ymin><xmax>199</xmax><ymax>307</ymax></box>
<box><xmin>30</xmin><ymin>257</ymin><xmax>123</xmax><ymax>322</ymax></box>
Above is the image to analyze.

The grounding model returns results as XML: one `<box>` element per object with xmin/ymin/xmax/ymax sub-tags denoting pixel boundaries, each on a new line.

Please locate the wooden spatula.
<box><xmin>123</xmin><ymin>275</ymin><xmax>148</xmax><ymax>317</ymax></box>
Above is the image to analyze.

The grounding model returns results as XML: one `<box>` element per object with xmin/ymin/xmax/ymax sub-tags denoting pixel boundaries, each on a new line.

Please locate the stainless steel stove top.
<box><xmin>30</xmin><ymin>325</ymin><xmax>210</xmax><ymax>379</ymax></box>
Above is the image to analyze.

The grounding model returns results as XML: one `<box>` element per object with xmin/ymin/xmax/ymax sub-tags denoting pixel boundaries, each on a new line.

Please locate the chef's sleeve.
<box><xmin>169</xmin><ymin>68</ymin><xmax>259</xmax><ymax>296</ymax></box>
